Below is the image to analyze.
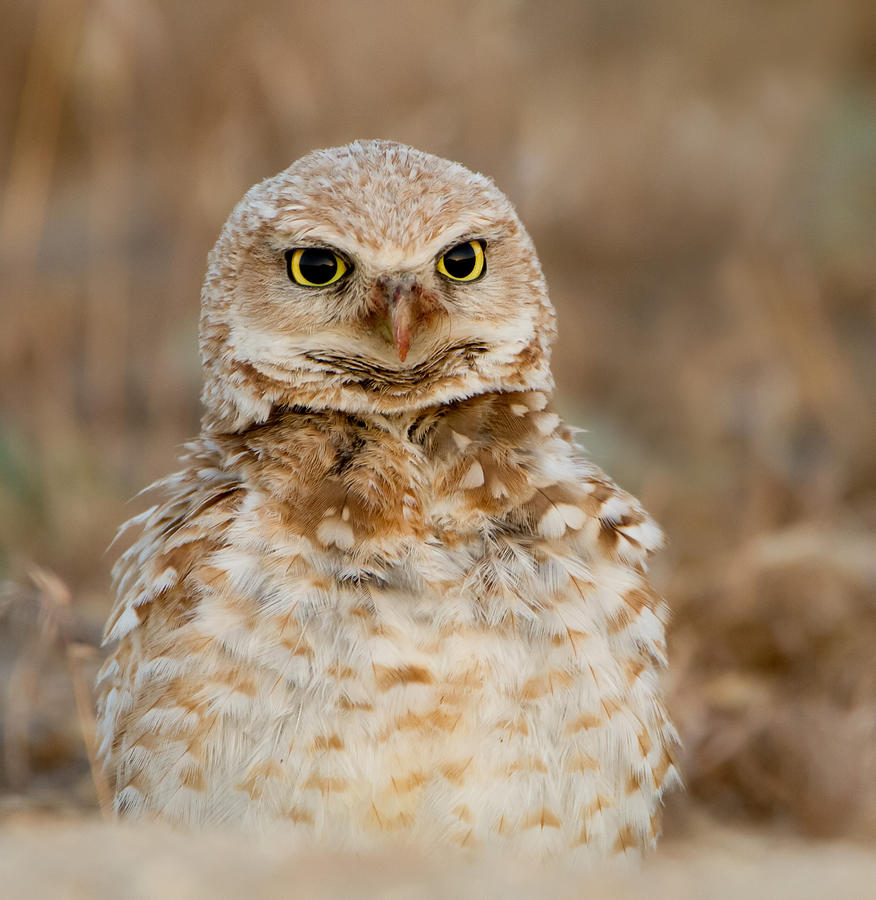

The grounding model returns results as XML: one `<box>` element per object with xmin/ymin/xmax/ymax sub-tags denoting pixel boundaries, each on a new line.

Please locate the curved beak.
<box><xmin>371</xmin><ymin>274</ymin><xmax>422</xmax><ymax>363</ymax></box>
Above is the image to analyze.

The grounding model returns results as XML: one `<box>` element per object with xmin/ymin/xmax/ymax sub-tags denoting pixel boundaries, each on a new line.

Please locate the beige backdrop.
<box><xmin>1</xmin><ymin>0</ymin><xmax>875</xmax><ymax>893</ymax></box>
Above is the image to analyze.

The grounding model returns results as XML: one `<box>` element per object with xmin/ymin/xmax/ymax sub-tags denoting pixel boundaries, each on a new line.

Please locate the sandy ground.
<box><xmin>1</xmin><ymin>812</ymin><xmax>874</xmax><ymax>900</ymax></box>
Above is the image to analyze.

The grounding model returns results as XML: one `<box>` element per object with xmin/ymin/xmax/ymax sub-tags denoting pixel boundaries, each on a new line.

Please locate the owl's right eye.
<box><xmin>285</xmin><ymin>247</ymin><xmax>348</xmax><ymax>287</ymax></box>
<box><xmin>436</xmin><ymin>240</ymin><xmax>486</xmax><ymax>282</ymax></box>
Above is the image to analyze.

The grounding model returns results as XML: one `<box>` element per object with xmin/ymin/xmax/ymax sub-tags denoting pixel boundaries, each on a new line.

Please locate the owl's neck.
<box><xmin>210</xmin><ymin>387</ymin><xmax>555</xmax><ymax>448</ymax></box>
<box><xmin>192</xmin><ymin>388</ymin><xmax>565</xmax><ymax>549</ymax></box>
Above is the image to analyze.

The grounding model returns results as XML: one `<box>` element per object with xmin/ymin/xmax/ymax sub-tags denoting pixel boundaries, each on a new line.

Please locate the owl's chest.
<box><xmin>197</xmin><ymin>548</ymin><xmax>583</xmax><ymax>847</ymax></box>
<box><xmin>192</xmin><ymin>513</ymin><xmax>606</xmax><ymax>842</ymax></box>
<box><xmin>204</xmin><ymin>460</ymin><xmax>583</xmax><ymax>762</ymax></box>
<box><xmin>122</xmin><ymin>462</ymin><xmax>669</xmax><ymax>856</ymax></box>
<box><xmin>172</xmin><ymin>437</ymin><xmax>661</xmax><ymax>850</ymax></box>
<box><xmin>207</xmin><ymin>512</ymin><xmax>560</xmax><ymax>740</ymax></box>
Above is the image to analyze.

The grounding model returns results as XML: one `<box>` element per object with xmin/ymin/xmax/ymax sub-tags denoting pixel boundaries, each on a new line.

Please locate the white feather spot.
<box><xmin>460</xmin><ymin>461</ymin><xmax>485</xmax><ymax>489</ymax></box>
<box><xmin>539</xmin><ymin>503</ymin><xmax>586</xmax><ymax>537</ymax></box>
<box><xmin>599</xmin><ymin>496</ymin><xmax>631</xmax><ymax>524</ymax></box>
<box><xmin>525</xmin><ymin>392</ymin><xmax>549</xmax><ymax>411</ymax></box>
<box><xmin>510</xmin><ymin>403</ymin><xmax>528</xmax><ymax>417</ymax></box>
<box><xmin>532</xmin><ymin>412</ymin><xmax>560</xmax><ymax>435</ymax></box>
<box><xmin>622</xmin><ymin>519</ymin><xmax>663</xmax><ymax>553</ymax></box>
<box><xmin>538</xmin><ymin>507</ymin><xmax>567</xmax><ymax>539</ymax></box>
<box><xmin>450</xmin><ymin>429</ymin><xmax>471</xmax><ymax>450</ymax></box>
<box><xmin>557</xmin><ymin>503</ymin><xmax>586</xmax><ymax>530</ymax></box>
<box><xmin>316</xmin><ymin>518</ymin><xmax>355</xmax><ymax>550</ymax></box>
<box><xmin>105</xmin><ymin>604</ymin><xmax>141</xmax><ymax>642</ymax></box>
<box><xmin>151</xmin><ymin>566</ymin><xmax>178</xmax><ymax>595</ymax></box>
<box><xmin>491</xmin><ymin>479</ymin><xmax>510</xmax><ymax>499</ymax></box>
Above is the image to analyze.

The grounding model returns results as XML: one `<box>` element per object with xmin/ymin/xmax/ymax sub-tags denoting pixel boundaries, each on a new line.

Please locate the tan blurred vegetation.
<box><xmin>1</xmin><ymin>0</ymin><xmax>875</xmax><ymax>872</ymax></box>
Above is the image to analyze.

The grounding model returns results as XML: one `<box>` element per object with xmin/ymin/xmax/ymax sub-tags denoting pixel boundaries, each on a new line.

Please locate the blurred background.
<box><xmin>1</xmin><ymin>0</ymin><xmax>875</xmax><ymax>887</ymax></box>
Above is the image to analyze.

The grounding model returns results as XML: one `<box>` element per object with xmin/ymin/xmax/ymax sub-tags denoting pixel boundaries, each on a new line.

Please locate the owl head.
<box><xmin>200</xmin><ymin>140</ymin><xmax>557</xmax><ymax>431</ymax></box>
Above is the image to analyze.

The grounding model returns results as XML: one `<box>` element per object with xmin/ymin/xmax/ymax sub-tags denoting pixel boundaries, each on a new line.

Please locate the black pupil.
<box><xmin>443</xmin><ymin>242</ymin><xmax>477</xmax><ymax>279</ymax></box>
<box><xmin>297</xmin><ymin>248</ymin><xmax>337</xmax><ymax>284</ymax></box>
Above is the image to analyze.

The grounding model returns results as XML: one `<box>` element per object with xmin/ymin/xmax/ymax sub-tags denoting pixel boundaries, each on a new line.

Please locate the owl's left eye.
<box><xmin>285</xmin><ymin>247</ymin><xmax>348</xmax><ymax>287</ymax></box>
<box><xmin>436</xmin><ymin>240</ymin><xmax>486</xmax><ymax>282</ymax></box>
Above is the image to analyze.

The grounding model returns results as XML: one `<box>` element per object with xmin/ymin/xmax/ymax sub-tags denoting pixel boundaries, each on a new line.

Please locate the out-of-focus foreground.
<box><xmin>1</xmin><ymin>0</ymin><xmax>875</xmax><ymax>892</ymax></box>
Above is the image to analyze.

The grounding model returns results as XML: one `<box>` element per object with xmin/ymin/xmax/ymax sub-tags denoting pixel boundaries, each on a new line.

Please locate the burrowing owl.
<box><xmin>96</xmin><ymin>140</ymin><xmax>679</xmax><ymax>862</ymax></box>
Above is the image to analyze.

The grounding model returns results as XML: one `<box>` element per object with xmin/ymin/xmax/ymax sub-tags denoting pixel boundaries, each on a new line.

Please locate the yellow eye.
<box><xmin>285</xmin><ymin>247</ymin><xmax>348</xmax><ymax>287</ymax></box>
<box><xmin>436</xmin><ymin>240</ymin><xmax>486</xmax><ymax>282</ymax></box>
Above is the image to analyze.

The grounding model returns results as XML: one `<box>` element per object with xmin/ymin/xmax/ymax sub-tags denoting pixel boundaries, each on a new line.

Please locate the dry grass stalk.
<box><xmin>65</xmin><ymin>641</ymin><xmax>113</xmax><ymax>818</ymax></box>
<box><xmin>28</xmin><ymin>568</ymin><xmax>112</xmax><ymax>817</ymax></box>
<box><xmin>2</xmin><ymin>569</ymin><xmax>110</xmax><ymax>815</ymax></box>
<box><xmin>0</xmin><ymin>0</ymin><xmax>86</xmax><ymax>270</ymax></box>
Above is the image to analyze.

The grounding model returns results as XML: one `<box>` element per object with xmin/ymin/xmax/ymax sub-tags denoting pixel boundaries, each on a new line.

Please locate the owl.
<box><xmin>96</xmin><ymin>140</ymin><xmax>679</xmax><ymax>863</ymax></box>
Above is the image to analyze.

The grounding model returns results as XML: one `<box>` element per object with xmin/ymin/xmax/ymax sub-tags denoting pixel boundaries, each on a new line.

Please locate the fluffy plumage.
<box><xmin>96</xmin><ymin>140</ymin><xmax>679</xmax><ymax>862</ymax></box>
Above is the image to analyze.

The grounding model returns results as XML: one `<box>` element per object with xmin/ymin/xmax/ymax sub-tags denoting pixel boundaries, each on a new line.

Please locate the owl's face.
<box><xmin>200</xmin><ymin>141</ymin><xmax>556</xmax><ymax>430</ymax></box>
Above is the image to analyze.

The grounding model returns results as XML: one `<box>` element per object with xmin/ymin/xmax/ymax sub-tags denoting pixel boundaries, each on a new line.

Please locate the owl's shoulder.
<box><xmin>426</xmin><ymin>390</ymin><xmax>663</xmax><ymax>566</ymax></box>
<box><xmin>102</xmin><ymin>438</ymin><xmax>245</xmax><ymax>644</ymax></box>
